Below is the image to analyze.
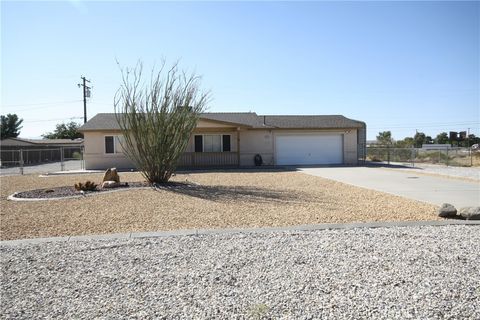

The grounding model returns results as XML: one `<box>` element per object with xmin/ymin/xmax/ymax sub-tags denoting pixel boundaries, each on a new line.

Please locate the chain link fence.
<box><xmin>365</xmin><ymin>145</ymin><xmax>479</xmax><ymax>167</ymax></box>
<box><xmin>0</xmin><ymin>146</ymin><xmax>84</xmax><ymax>175</ymax></box>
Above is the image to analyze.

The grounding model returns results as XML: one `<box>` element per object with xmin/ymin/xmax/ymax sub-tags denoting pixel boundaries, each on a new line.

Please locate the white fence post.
<box><xmin>19</xmin><ymin>149</ymin><xmax>24</xmax><ymax>175</ymax></box>
<box><xmin>60</xmin><ymin>147</ymin><xmax>65</xmax><ymax>171</ymax></box>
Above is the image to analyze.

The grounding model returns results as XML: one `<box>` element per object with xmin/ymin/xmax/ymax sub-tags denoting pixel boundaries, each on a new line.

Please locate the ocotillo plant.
<box><xmin>114</xmin><ymin>61</ymin><xmax>210</xmax><ymax>183</ymax></box>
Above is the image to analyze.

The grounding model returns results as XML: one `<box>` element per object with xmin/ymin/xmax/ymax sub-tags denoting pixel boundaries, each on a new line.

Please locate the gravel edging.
<box><xmin>7</xmin><ymin>186</ymin><xmax>154</xmax><ymax>201</ymax></box>
<box><xmin>7</xmin><ymin>181</ymin><xmax>198</xmax><ymax>201</ymax></box>
<box><xmin>2</xmin><ymin>220</ymin><xmax>479</xmax><ymax>246</ymax></box>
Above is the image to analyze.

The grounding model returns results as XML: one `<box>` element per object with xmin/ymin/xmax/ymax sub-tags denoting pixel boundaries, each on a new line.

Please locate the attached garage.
<box><xmin>275</xmin><ymin>134</ymin><xmax>344</xmax><ymax>165</ymax></box>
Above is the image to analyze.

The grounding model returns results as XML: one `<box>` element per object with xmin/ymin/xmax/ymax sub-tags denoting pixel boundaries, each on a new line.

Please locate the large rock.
<box><xmin>103</xmin><ymin>168</ymin><xmax>120</xmax><ymax>183</ymax></box>
<box><xmin>458</xmin><ymin>207</ymin><xmax>480</xmax><ymax>220</ymax></box>
<box><xmin>102</xmin><ymin>180</ymin><xmax>120</xmax><ymax>189</ymax></box>
<box><xmin>438</xmin><ymin>203</ymin><xmax>457</xmax><ymax>218</ymax></box>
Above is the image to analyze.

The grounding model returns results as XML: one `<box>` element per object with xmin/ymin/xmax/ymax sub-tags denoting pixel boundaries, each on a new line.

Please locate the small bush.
<box><xmin>72</xmin><ymin>151</ymin><xmax>82</xmax><ymax>160</ymax></box>
<box><xmin>74</xmin><ymin>180</ymin><xmax>98</xmax><ymax>191</ymax></box>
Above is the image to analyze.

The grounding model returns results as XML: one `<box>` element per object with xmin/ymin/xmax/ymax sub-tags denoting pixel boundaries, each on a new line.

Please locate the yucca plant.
<box><xmin>114</xmin><ymin>61</ymin><xmax>210</xmax><ymax>183</ymax></box>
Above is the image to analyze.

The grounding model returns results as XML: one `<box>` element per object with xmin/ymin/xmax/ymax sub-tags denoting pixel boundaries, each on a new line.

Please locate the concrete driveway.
<box><xmin>300</xmin><ymin>167</ymin><xmax>480</xmax><ymax>208</ymax></box>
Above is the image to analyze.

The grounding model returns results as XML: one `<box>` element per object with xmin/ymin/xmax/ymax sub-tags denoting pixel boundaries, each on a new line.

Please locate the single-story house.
<box><xmin>79</xmin><ymin>112</ymin><xmax>366</xmax><ymax>169</ymax></box>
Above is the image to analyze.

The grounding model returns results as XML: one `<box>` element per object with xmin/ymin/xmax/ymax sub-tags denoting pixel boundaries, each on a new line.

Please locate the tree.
<box><xmin>1</xmin><ymin>114</ymin><xmax>23</xmax><ymax>139</ymax></box>
<box><xmin>413</xmin><ymin>131</ymin><xmax>427</xmax><ymax>148</ymax></box>
<box><xmin>376</xmin><ymin>131</ymin><xmax>393</xmax><ymax>145</ymax></box>
<box><xmin>468</xmin><ymin>134</ymin><xmax>480</xmax><ymax>147</ymax></box>
<box><xmin>114</xmin><ymin>61</ymin><xmax>210</xmax><ymax>183</ymax></box>
<box><xmin>42</xmin><ymin>121</ymin><xmax>83</xmax><ymax>139</ymax></box>
<box><xmin>395</xmin><ymin>137</ymin><xmax>414</xmax><ymax>148</ymax></box>
<box><xmin>434</xmin><ymin>132</ymin><xmax>449</xmax><ymax>144</ymax></box>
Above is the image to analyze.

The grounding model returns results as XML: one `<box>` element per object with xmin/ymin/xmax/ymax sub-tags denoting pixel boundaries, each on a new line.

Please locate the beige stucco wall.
<box><xmin>343</xmin><ymin>129</ymin><xmax>358</xmax><ymax>164</ymax></box>
<box><xmin>83</xmin><ymin>131</ymin><xmax>135</xmax><ymax>170</ymax></box>
<box><xmin>238</xmin><ymin>130</ymin><xmax>274</xmax><ymax>166</ymax></box>
<box><xmin>196</xmin><ymin>119</ymin><xmax>236</xmax><ymax>128</ymax></box>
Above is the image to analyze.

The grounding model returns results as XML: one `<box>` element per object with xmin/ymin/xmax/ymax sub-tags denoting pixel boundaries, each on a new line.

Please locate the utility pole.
<box><xmin>78</xmin><ymin>76</ymin><xmax>91</xmax><ymax>123</ymax></box>
<box><xmin>468</xmin><ymin>127</ymin><xmax>472</xmax><ymax>166</ymax></box>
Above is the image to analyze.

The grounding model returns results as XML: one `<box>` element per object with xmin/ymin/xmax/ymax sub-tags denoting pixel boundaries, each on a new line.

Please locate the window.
<box><xmin>194</xmin><ymin>135</ymin><xmax>203</xmax><ymax>152</ymax></box>
<box><xmin>222</xmin><ymin>135</ymin><xmax>231</xmax><ymax>152</ymax></box>
<box><xmin>105</xmin><ymin>136</ymin><xmax>114</xmax><ymax>154</ymax></box>
<box><xmin>105</xmin><ymin>135</ymin><xmax>124</xmax><ymax>154</ymax></box>
<box><xmin>204</xmin><ymin>135</ymin><xmax>222</xmax><ymax>152</ymax></box>
<box><xmin>115</xmin><ymin>136</ymin><xmax>124</xmax><ymax>153</ymax></box>
<box><xmin>194</xmin><ymin>134</ymin><xmax>231</xmax><ymax>152</ymax></box>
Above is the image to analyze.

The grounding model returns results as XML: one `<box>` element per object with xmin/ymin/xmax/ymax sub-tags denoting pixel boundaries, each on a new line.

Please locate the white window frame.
<box><xmin>104</xmin><ymin>135</ymin><xmax>123</xmax><ymax>154</ymax></box>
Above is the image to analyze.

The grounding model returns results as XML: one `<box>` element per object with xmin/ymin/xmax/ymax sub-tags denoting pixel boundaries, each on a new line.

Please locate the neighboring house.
<box><xmin>0</xmin><ymin>137</ymin><xmax>84</xmax><ymax>165</ymax></box>
<box><xmin>79</xmin><ymin>112</ymin><xmax>366</xmax><ymax>169</ymax></box>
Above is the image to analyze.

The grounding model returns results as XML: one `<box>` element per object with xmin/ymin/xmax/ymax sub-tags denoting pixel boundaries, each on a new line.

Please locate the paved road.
<box><xmin>300</xmin><ymin>166</ymin><xmax>480</xmax><ymax>208</ymax></box>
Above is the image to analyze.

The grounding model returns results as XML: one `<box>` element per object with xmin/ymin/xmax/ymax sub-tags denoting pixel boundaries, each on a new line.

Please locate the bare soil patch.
<box><xmin>0</xmin><ymin>171</ymin><xmax>439</xmax><ymax>240</ymax></box>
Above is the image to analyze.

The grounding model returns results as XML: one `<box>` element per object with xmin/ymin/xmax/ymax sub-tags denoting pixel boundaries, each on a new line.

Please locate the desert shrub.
<box><xmin>74</xmin><ymin>180</ymin><xmax>98</xmax><ymax>191</ymax></box>
<box><xmin>72</xmin><ymin>151</ymin><xmax>82</xmax><ymax>160</ymax></box>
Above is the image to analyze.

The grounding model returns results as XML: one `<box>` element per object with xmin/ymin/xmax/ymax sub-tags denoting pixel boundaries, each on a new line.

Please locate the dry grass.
<box><xmin>0</xmin><ymin>170</ymin><xmax>439</xmax><ymax>240</ymax></box>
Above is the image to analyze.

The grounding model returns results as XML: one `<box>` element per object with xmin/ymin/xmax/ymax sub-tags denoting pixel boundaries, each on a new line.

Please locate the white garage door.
<box><xmin>275</xmin><ymin>134</ymin><xmax>343</xmax><ymax>165</ymax></box>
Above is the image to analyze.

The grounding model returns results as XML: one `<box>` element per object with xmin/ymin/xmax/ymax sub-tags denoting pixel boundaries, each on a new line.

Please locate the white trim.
<box><xmin>104</xmin><ymin>135</ymin><xmax>116</xmax><ymax>154</ymax></box>
<box><xmin>103</xmin><ymin>135</ymin><xmax>123</xmax><ymax>155</ymax></box>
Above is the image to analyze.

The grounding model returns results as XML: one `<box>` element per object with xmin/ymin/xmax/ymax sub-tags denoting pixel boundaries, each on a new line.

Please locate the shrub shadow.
<box><xmin>154</xmin><ymin>182</ymin><xmax>305</xmax><ymax>204</ymax></box>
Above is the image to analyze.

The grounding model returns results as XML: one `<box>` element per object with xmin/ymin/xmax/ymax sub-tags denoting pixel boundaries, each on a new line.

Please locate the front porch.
<box><xmin>177</xmin><ymin>152</ymin><xmax>239</xmax><ymax>167</ymax></box>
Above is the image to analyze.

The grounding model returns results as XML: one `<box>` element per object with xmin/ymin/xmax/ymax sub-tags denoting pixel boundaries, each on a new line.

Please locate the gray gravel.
<box><xmin>1</xmin><ymin>225</ymin><xmax>479</xmax><ymax>319</ymax></box>
<box><xmin>389</xmin><ymin>162</ymin><xmax>480</xmax><ymax>181</ymax></box>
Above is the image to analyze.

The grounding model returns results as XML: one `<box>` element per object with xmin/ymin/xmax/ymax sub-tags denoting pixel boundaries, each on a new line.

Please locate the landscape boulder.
<box><xmin>458</xmin><ymin>207</ymin><xmax>480</xmax><ymax>220</ymax></box>
<box><xmin>102</xmin><ymin>168</ymin><xmax>120</xmax><ymax>183</ymax></box>
<box><xmin>102</xmin><ymin>181</ymin><xmax>120</xmax><ymax>189</ymax></box>
<box><xmin>438</xmin><ymin>203</ymin><xmax>457</xmax><ymax>218</ymax></box>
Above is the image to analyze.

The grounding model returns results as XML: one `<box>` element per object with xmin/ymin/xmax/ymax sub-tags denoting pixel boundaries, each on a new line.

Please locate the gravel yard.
<box><xmin>0</xmin><ymin>171</ymin><xmax>439</xmax><ymax>240</ymax></box>
<box><xmin>1</xmin><ymin>225</ymin><xmax>478</xmax><ymax>319</ymax></box>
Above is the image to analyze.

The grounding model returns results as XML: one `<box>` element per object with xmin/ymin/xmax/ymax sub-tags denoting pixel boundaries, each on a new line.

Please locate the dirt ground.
<box><xmin>0</xmin><ymin>170</ymin><xmax>439</xmax><ymax>240</ymax></box>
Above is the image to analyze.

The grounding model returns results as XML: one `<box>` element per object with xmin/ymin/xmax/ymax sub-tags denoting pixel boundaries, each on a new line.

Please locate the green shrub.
<box><xmin>72</xmin><ymin>151</ymin><xmax>82</xmax><ymax>160</ymax></box>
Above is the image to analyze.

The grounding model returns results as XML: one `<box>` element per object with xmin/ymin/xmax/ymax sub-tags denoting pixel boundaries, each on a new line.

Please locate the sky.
<box><xmin>1</xmin><ymin>1</ymin><xmax>479</xmax><ymax>140</ymax></box>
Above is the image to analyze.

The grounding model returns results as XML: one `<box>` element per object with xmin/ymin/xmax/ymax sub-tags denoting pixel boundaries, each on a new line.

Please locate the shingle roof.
<box><xmin>260</xmin><ymin>115</ymin><xmax>365</xmax><ymax>129</ymax></box>
<box><xmin>79</xmin><ymin>112</ymin><xmax>365</xmax><ymax>131</ymax></box>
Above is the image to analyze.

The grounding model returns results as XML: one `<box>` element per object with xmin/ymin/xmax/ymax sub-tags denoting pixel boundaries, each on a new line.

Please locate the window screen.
<box><xmin>204</xmin><ymin>135</ymin><xmax>222</xmax><ymax>152</ymax></box>
<box><xmin>115</xmin><ymin>136</ymin><xmax>124</xmax><ymax>153</ymax></box>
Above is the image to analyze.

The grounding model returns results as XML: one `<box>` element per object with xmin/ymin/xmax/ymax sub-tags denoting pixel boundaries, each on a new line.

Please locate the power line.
<box><xmin>368</xmin><ymin>122</ymin><xmax>479</xmax><ymax>129</ymax></box>
<box><xmin>23</xmin><ymin>117</ymin><xmax>83</xmax><ymax>123</ymax></box>
<box><xmin>1</xmin><ymin>100</ymin><xmax>82</xmax><ymax>109</ymax></box>
<box><xmin>2</xmin><ymin>102</ymin><xmax>85</xmax><ymax>113</ymax></box>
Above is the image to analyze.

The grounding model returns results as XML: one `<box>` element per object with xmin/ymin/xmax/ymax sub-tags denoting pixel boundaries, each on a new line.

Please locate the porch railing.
<box><xmin>178</xmin><ymin>152</ymin><xmax>238</xmax><ymax>167</ymax></box>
